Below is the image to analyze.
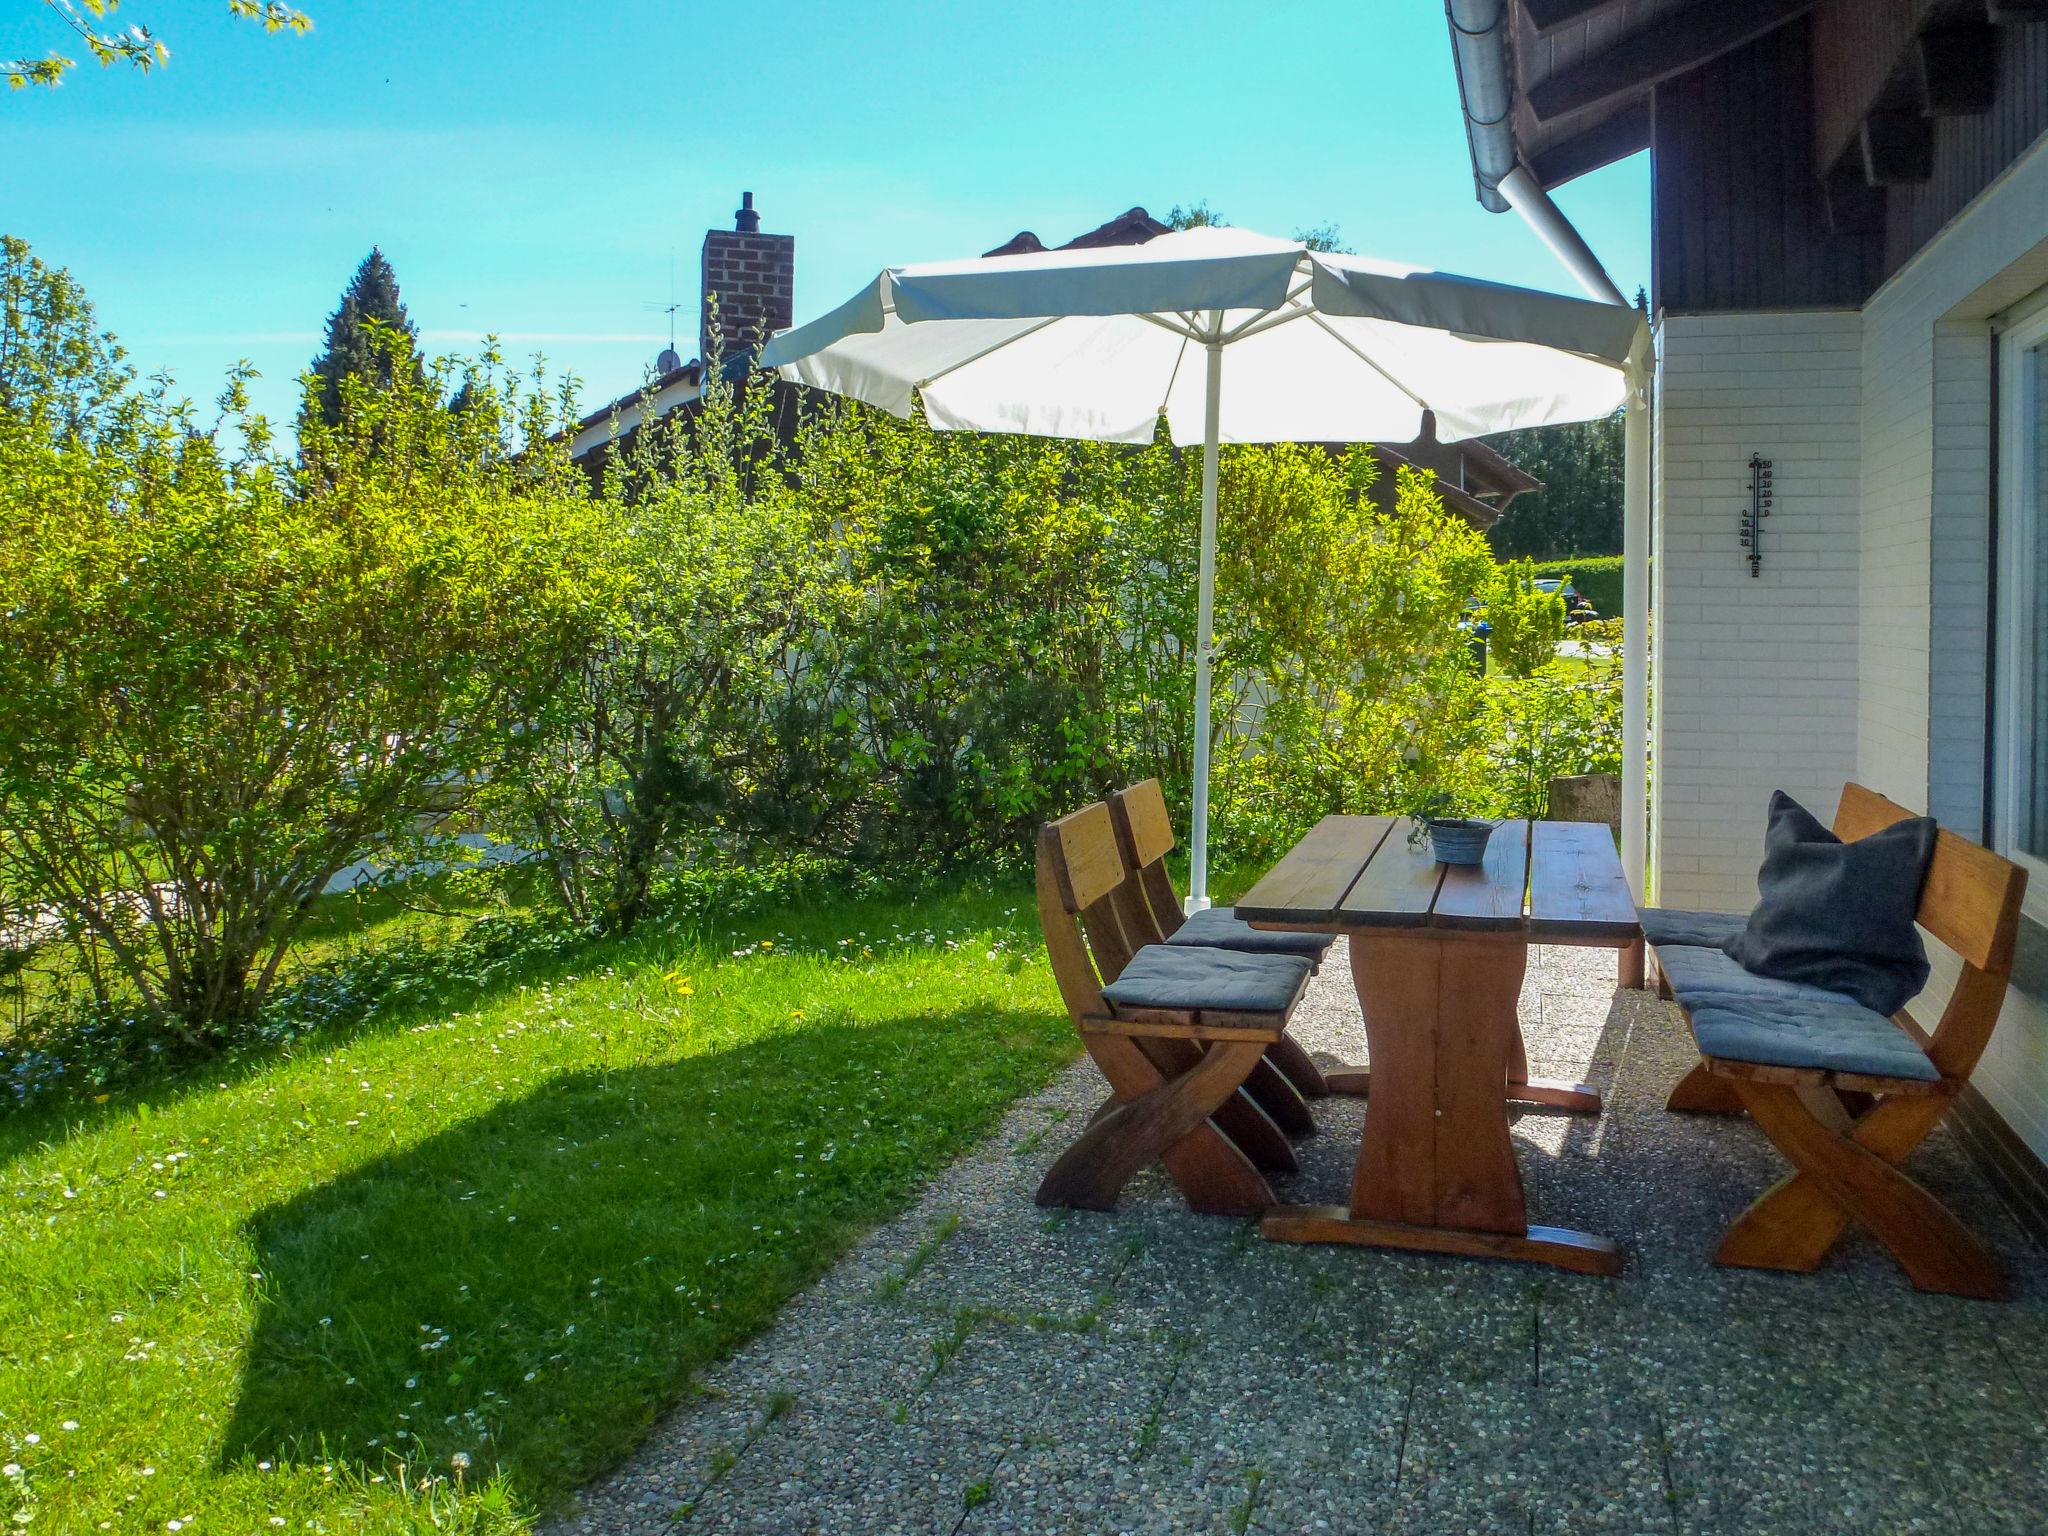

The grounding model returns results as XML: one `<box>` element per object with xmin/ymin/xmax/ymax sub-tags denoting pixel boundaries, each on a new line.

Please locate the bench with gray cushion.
<box><xmin>1639</xmin><ymin>906</ymin><xmax>1747</xmax><ymax>951</ymax></box>
<box><xmin>1652</xmin><ymin>939</ymin><xmax>1938</xmax><ymax>1083</ymax></box>
<box><xmin>1164</xmin><ymin>905</ymin><xmax>1334</xmax><ymax>961</ymax></box>
<box><xmin>1104</xmin><ymin>778</ymin><xmax>1333</xmax><ymax>1102</ymax></box>
<box><xmin>1101</xmin><ymin>942</ymin><xmax>1313</xmax><ymax>1015</ymax></box>
<box><xmin>1649</xmin><ymin>784</ymin><xmax>2027</xmax><ymax>1299</ymax></box>
<box><xmin>1034</xmin><ymin>800</ymin><xmax>1321</xmax><ymax>1218</ymax></box>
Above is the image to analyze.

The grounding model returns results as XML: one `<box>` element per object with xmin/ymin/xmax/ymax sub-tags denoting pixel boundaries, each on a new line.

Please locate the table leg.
<box><xmin>1262</xmin><ymin>932</ymin><xmax>1622</xmax><ymax>1276</ymax></box>
<box><xmin>1319</xmin><ymin>985</ymin><xmax>1601</xmax><ymax>1115</ymax></box>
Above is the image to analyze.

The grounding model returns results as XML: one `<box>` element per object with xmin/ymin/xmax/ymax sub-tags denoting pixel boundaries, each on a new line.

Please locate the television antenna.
<box><xmin>642</xmin><ymin>250</ymin><xmax>685</xmax><ymax>371</ymax></box>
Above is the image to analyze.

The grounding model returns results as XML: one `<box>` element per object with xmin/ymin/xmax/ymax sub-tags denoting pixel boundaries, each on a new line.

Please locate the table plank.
<box><xmin>1235</xmin><ymin>815</ymin><xmax>1394</xmax><ymax>925</ymax></box>
<box><xmin>1432</xmin><ymin>819</ymin><xmax>1532</xmax><ymax>930</ymax></box>
<box><xmin>1337</xmin><ymin>821</ymin><xmax>1446</xmax><ymax>926</ymax></box>
<box><xmin>1528</xmin><ymin>820</ymin><xmax>1641</xmax><ymax>943</ymax></box>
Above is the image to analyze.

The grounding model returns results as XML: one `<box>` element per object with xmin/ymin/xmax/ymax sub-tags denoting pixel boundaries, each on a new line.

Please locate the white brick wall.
<box><xmin>1652</xmin><ymin>311</ymin><xmax>1865</xmax><ymax>912</ymax></box>
<box><xmin>1855</xmin><ymin>138</ymin><xmax>2048</xmax><ymax>1163</ymax></box>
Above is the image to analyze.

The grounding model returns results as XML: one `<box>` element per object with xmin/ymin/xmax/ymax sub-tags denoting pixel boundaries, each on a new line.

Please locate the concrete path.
<box><xmin>552</xmin><ymin>945</ymin><xmax>2048</xmax><ymax>1536</ymax></box>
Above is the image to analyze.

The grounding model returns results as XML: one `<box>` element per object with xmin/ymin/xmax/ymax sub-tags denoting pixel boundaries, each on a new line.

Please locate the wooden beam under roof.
<box><xmin>1861</xmin><ymin>108</ymin><xmax>1936</xmax><ymax>183</ymax></box>
<box><xmin>1915</xmin><ymin>23</ymin><xmax>1998</xmax><ymax>116</ymax></box>
<box><xmin>1528</xmin><ymin>98</ymin><xmax>1652</xmax><ymax>188</ymax></box>
<box><xmin>1523</xmin><ymin>0</ymin><xmax>1625</xmax><ymax>35</ymax></box>
<box><xmin>1527</xmin><ymin>0</ymin><xmax>1814</xmax><ymax>122</ymax></box>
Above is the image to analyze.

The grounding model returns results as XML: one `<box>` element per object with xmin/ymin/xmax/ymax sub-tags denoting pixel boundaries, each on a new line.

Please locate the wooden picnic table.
<box><xmin>1234</xmin><ymin>815</ymin><xmax>1642</xmax><ymax>1276</ymax></box>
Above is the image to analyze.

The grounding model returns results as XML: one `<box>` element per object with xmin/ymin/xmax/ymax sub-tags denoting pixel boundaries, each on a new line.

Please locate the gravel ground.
<box><xmin>549</xmin><ymin>944</ymin><xmax>2048</xmax><ymax>1536</ymax></box>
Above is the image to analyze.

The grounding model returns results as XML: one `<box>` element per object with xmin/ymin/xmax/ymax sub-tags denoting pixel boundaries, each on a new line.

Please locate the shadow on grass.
<box><xmin>220</xmin><ymin>1003</ymin><xmax>1070</xmax><ymax>1516</ymax></box>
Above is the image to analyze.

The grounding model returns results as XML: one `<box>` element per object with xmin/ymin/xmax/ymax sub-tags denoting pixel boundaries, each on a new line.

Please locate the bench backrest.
<box><xmin>1834</xmin><ymin>782</ymin><xmax>2028</xmax><ymax>1079</ymax></box>
<box><xmin>1106</xmin><ymin>779</ymin><xmax>1188</xmax><ymax>944</ymax></box>
<box><xmin>1037</xmin><ymin>802</ymin><xmax>1148</xmax><ymax>1025</ymax></box>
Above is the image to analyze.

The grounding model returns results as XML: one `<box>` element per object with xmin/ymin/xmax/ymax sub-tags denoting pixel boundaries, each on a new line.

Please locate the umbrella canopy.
<box><xmin>762</xmin><ymin>225</ymin><xmax>1647</xmax><ymax>906</ymax></box>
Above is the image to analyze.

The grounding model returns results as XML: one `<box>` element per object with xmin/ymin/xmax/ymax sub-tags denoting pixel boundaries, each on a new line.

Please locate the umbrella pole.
<box><xmin>1187</xmin><ymin>334</ymin><xmax>1224</xmax><ymax>914</ymax></box>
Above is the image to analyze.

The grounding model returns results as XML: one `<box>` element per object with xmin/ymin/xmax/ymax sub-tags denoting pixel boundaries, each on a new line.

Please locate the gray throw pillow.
<box><xmin>1722</xmin><ymin>790</ymin><xmax>1937</xmax><ymax>1016</ymax></box>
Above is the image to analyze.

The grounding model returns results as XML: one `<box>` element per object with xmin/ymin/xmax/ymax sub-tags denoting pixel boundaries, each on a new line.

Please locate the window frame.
<box><xmin>1991</xmin><ymin>288</ymin><xmax>2048</xmax><ymax>918</ymax></box>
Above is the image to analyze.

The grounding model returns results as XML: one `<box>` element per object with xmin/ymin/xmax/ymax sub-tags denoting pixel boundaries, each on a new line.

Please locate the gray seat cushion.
<box><xmin>1640</xmin><ymin>906</ymin><xmax>1748</xmax><ymax>950</ymax></box>
<box><xmin>1657</xmin><ymin>943</ymin><xmax>1860</xmax><ymax>1009</ymax></box>
<box><xmin>1101</xmin><ymin>944</ymin><xmax>1311</xmax><ymax>1016</ymax></box>
<box><xmin>1166</xmin><ymin>906</ymin><xmax>1335</xmax><ymax>961</ymax></box>
<box><xmin>1688</xmin><ymin>996</ymin><xmax>1939</xmax><ymax>1082</ymax></box>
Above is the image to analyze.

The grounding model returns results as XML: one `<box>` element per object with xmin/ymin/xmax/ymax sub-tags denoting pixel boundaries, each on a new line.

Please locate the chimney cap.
<box><xmin>735</xmin><ymin>191</ymin><xmax>760</xmax><ymax>234</ymax></box>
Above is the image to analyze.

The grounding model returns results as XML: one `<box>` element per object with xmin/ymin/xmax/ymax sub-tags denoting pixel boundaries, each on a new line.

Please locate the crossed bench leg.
<box><xmin>1038</xmin><ymin>1031</ymin><xmax>1275</xmax><ymax>1216</ymax></box>
<box><xmin>1716</xmin><ymin>1082</ymin><xmax>2003</xmax><ymax>1300</ymax></box>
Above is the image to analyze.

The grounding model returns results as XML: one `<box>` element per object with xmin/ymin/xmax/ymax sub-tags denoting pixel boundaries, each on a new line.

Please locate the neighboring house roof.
<box><xmin>983</xmin><ymin>207</ymin><xmax>1173</xmax><ymax>257</ymax></box>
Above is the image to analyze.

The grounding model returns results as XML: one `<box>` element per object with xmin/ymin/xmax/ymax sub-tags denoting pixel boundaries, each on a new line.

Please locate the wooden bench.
<box><xmin>1105</xmin><ymin>778</ymin><xmax>1333</xmax><ymax>1106</ymax></box>
<box><xmin>1651</xmin><ymin>783</ymin><xmax>2027</xmax><ymax>1298</ymax></box>
<box><xmin>1034</xmin><ymin>801</ymin><xmax>1316</xmax><ymax>1216</ymax></box>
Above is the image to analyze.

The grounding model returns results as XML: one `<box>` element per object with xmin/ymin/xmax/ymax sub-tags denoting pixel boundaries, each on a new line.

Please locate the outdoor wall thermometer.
<box><xmin>1738</xmin><ymin>453</ymin><xmax>1773</xmax><ymax>577</ymax></box>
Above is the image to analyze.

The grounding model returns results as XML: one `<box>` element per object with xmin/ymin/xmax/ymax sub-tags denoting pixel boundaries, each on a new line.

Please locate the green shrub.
<box><xmin>509</xmin><ymin>341</ymin><xmax>856</xmax><ymax>934</ymax></box>
<box><xmin>0</xmin><ymin>253</ymin><xmax>614</xmax><ymax>1047</ymax></box>
<box><xmin>1527</xmin><ymin>554</ymin><xmax>1624</xmax><ymax>617</ymax></box>
<box><xmin>1480</xmin><ymin>558</ymin><xmax>1567</xmax><ymax>677</ymax></box>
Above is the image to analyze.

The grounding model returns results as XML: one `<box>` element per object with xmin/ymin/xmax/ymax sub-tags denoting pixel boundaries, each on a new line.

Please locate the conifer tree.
<box><xmin>305</xmin><ymin>248</ymin><xmax>420</xmax><ymax>431</ymax></box>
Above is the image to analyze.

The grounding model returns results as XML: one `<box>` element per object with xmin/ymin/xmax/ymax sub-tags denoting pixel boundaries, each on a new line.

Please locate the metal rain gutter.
<box><xmin>1446</xmin><ymin>0</ymin><xmax>1516</xmax><ymax>213</ymax></box>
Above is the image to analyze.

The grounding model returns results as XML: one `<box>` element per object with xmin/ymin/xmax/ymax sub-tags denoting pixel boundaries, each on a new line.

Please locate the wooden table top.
<box><xmin>1234</xmin><ymin>816</ymin><xmax>1640</xmax><ymax>945</ymax></box>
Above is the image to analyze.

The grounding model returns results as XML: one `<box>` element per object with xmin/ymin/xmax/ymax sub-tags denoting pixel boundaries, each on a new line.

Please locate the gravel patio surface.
<box><xmin>550</xmin><ymin>944</ymin><xmax>2048</xmax><ymax>1536</ymax></box>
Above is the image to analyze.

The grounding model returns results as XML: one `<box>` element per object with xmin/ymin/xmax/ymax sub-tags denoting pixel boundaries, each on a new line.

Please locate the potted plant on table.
<box><xmin>1407</xmin><ymin>788</ymin><xmax>1497</xmax><ymax>866</ymax></box>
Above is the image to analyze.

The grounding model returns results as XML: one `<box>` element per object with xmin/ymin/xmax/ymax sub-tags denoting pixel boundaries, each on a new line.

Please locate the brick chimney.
<box><xmin>700</xmin><ymin>191</ymin><xmax>794</xmax><ymax>363</ymax></box>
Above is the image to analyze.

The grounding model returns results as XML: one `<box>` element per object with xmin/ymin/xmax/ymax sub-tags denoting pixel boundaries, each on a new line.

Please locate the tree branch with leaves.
<box><xmin>6</xmin><ymin>0</ymin><xmax>309</xmax><ymax>90</ymax></box>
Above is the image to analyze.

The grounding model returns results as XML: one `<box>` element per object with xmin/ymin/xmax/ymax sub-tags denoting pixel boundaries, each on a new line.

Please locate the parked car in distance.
<box><xmin>1533</xmin><ymin>576</ymin><xmax>1599</xmax><ymax>623</ymax></box>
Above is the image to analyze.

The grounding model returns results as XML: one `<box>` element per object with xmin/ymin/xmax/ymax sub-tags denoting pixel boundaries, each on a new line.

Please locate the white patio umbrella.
<box><xmin>762</xmin><ymin>226</ymin><xmax>1647</xmax><ymax>909</ymax></box>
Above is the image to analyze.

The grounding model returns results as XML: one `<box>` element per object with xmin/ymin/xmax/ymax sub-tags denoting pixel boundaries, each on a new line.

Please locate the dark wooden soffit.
<box><xmin>1812</xmin><ymin>0</ymin><xmax>1941</xmax><ymax>172</ymax></box>
<box><xmin>1812</xmin><ymin>0</ymin><xmax>2020</xmax><ymax>188</ymax></box>
<box><xmin>1529</xmin><ymin>97</ymin><xmax>1652</xmax><ymax>187</ymax></box>
<box><xmin>1523</xmin><ymin>0</ymin><xmax>1627</xmax><ymax>35</ymax></box>
<box><xmin>1527</xmin><ymin>0</ymin><xmax>1815</xmax><ymax>122</ymax></box>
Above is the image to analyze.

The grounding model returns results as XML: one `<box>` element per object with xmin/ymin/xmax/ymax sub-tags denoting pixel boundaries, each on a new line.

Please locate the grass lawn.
<box><xmin>0</xmin><ymin>879</ymin><xmax>1074</xmax><ymax>1533</ymax></box>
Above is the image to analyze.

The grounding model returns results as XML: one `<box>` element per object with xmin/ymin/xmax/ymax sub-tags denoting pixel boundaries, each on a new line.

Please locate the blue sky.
<box><xmin>2</xmin><ymin>0</ymin><xmax>1649</xmax><ymax>430</ymax></box>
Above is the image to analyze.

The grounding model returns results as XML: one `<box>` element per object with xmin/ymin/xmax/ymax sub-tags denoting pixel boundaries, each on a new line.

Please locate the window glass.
<box><xmin>2028</xmin><ymin>341</ymin><xmax>2048</xmax><ymax>860</ymax></box>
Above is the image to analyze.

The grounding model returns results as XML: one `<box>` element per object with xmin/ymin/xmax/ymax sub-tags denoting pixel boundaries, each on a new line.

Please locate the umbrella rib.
<box><xmin>1304</xmin><ymin>311</ymin><xmax>1431</xmax><ymax>411</ymax></box>
<box><xmin>1222</xmin><ymin>301</ymin><xmax>1314</xmax><ymax>346</ymax></box>
<box><xmin>1219</xmin><ymin>278</ymin><xmax>1314</xmax><ymax>344</ymax></box>
<box><xmin>1137</xmin><ymin>312</ymin><xmax>1204</xmax><ymax>343</ymax></box>
<box><xmin>1157</xmin><ymin>330</ymin><xmax>1193</xmax><ymax>422</ymax></box>
<box><xmin>914</xmin><ymin>314</ymin><xmax>1066</xmax><ymax>390</ymax></box>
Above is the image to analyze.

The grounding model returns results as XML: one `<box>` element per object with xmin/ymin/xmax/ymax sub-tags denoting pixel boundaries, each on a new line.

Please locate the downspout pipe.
<box><xmin>1499</xmin><ymin>166</ymin><xmax>1630</xmax><ymax>307</ymax></box>
<box><xmin>1444</xmin><ymin>0</ymin><xmax>1649</xmax><ymax>902</ymax></box>
<box><xmin>1446</xmin><ymin>1</ymin><xmax>1630</xmax><ymax>303</ymax></box>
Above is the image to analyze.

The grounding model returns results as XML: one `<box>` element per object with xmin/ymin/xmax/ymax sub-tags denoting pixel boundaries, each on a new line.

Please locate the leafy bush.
<box><xmin>804</xmin><ymin>405</ymin><xmax>1130</xmax><ymax>868</ymax></box>
<box><xmin>1477</xmin><ymin>660</ymin><xmax>1623</xmax><ymax>819</ymax></box>
<box><xmin>0</xmin><ymin>255</ymin><xmax>615</xmax><ymax>1047</ymax></box>
<box><xmin>0</xmin><ymin>239</ymin><xmax>1634</xmax><ymax>1060</ymax></box>
<box><xmin>1480</xmin><ymin>558</ymin><xmax>1568</xmax><ymax>678</ymax></box>
<box><xmin>509</xmin><ymin>346</ymin><xmax>854</xmax><ymax>934</ymax></box>
<box><xmin>544</xmin><ymin>383</ymin><xmax>1595</xmax><ymax>894</ymax></box>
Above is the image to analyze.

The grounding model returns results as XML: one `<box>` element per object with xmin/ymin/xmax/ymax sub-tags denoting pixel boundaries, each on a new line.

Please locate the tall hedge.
<box><xmin>1526</xmin><ymin>554</ymin><xmax>1624</xmax><ymax>618</ymax></box>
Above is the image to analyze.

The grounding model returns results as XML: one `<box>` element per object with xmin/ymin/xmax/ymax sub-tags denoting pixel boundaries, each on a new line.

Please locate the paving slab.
<box><xmin>551</xmin><ymin>943</ymin><xmax>2048</xmax><ymax>1536</ymax></box>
